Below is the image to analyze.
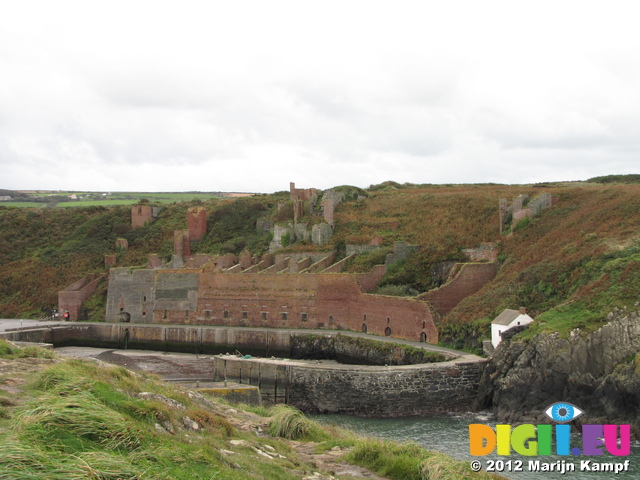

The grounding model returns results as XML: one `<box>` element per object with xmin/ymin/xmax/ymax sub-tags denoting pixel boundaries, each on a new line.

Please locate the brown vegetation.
<box><xmin>1</xmin><ymin>181</ymin><xmax>639</xmax><ymax>349</ymax></box>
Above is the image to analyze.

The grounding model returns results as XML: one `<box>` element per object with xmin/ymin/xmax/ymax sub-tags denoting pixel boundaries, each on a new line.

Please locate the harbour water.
<box><xmin>313</xmin><ymin>413</ymin><xmax>640</xmax><ymax>480</ymax></box>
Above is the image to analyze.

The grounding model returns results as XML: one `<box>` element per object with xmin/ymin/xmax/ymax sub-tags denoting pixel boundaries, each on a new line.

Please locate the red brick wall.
<box><xmin>104</xmin><ymin>255</ymin><xmax>117</xmax><ymax>268</ymax></box>
<box><xmin>290</xmin><ymin>182</ymin><xmax>316</xmax><ymax>202</ymax></box>
<box><xmin>58</xmin><ymin>274</ymin><xmax>106</xmax><ymax>321</ymax></box>
<box><xmin>322</xmin><ymin>254</ymin><xmax>354</xmax><ymax>273</ymax></box>
<box><xmin>355</xmin><ymin>264</ymin><xmax>387</xmax><ymax>293</ymax></box>
<box><xmin>307</xmin><ymin>253</ymin><xmax>336</xmax><ymax>273</ymax></box>
<box><xmin>164</xmin><ymin>272</ymin><xmax>440</xmax><ymax>343</ymax></box>
<box><xmin>174</xmin><ymin>230</ymin><xmax>191</xmax><ymax>258</ymax></box>
<box><xmin>214</xmin><ymin>253</ymin><xmax>238</xmax><ymax>270</ymax></box>
<box><xmin>148</xmin><ymin>254</ymin><xmax>163</xmax><ymax>269</ymax></box>
<box><xmin>419</xmin><ymin>263</ymin><xmax>499</xmax><ymax>316</ymax></box>
<box><xmin>132</xmin><ymin>205</ymin><xmax>153</xmax><ymax>229</ymax></box>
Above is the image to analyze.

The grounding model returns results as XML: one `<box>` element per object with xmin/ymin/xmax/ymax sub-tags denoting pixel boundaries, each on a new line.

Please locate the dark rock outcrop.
<box><xmin>475</xmin><ymin>310</ymin><xmax>640</xmax><ymax>438</ymax></box>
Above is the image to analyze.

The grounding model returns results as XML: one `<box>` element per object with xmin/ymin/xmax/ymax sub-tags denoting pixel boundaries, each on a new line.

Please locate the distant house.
<box><xmin>491</xmin><ymin>308</ymin><xmax>534</xmax><ymax>348</ymax></box>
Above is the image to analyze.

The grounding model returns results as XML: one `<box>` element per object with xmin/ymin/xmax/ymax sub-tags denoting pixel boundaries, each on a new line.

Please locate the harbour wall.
<box><xmin>1</xmin><ymin>323</ymin><xmax>486</xmax><ymax>417</ymax></box>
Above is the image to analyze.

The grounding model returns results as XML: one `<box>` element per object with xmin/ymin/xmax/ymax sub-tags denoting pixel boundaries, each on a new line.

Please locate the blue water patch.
<box><xmin>312</xmin><ymin>413</ymin><xmax>640</xmax><ymax>480</ymax></box>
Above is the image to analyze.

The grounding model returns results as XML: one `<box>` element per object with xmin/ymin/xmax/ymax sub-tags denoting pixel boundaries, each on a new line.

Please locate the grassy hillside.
<box><xmin>0</xmin><ymin>194</ymin><xmax>282</xmax><ymax>318</ymax></box>
<box><xmin>1</xmin><ymin>181</ymin><xmax>639</xmax><ymax>352</ymax></box>
<box><xmin>0</xmin><ymin>341</ymin><xmax>499</xmax><ymax>480</ymax></box>
<box><xmin>442</xmin><ymin>183</ymin><xmax>640</xmax><ymax>346</ymax></box>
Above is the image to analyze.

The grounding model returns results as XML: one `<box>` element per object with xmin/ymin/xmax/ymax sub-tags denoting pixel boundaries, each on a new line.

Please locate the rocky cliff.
<box><xmin>475</xmin><ymin>309</ymin><xmax>640</xmax><ymax>438</ymax></box>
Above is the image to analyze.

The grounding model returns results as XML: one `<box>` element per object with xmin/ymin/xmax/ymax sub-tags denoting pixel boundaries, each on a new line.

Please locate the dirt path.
<box><xmin>287</xmin><ymin>440</ymin><xmax>389</xmax><ymax>480</ymax></box>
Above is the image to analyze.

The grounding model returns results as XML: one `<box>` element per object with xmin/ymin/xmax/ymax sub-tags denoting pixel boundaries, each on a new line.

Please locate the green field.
<box><xmin>0</xmin><ymin>202</ymin><xmax>42</xmax><ymax>208</ymax></box>
<box><xmin>0</xmin><ymin>191</ymin><xmax>245</xmax><ymax>208</ymax></box>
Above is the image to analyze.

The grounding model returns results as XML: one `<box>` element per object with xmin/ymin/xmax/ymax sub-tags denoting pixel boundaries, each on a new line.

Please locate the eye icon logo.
<box><xmin>544</xmin><ymin>402</ymin><xmax>584</xmax><ymax>423</ymax></box>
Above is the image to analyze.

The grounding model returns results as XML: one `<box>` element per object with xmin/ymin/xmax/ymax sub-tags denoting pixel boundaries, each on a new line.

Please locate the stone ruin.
<box><xmin>463</xmin><ymin>242</ymin><xmax>498</xmax><ymax>262</ymax></box>
<box><xmin>60</xmin><ymin>185</ymin><xmax>510</xmax><ymax>341</ymax></box>
<box><xmin>187</xmin><ymin>207</ymin><xmax>207</xmax><ymax>242</ymax></box>
<box><xmin>131</xmin><ymin>205</ymin><xmax>161</xmax><ymax>229</ymax></box>
<box><xmin>58</xmin><ymin>274</ymin><xmax>107</xmax><ymax>321</ymax></box>
<box><xmin>267</xmin><ymin>182</ymin><xmax>348</xmax><ymax>252</ymax></box>
<box><xmin>290</xmin><ymin>182</ymin><xmax>317</xmax><ymax>223</ymax></box>
<box><xmin>499</xmin><ymin>192</ymin><xmax>552</xmax><ymax>233</ymax></box>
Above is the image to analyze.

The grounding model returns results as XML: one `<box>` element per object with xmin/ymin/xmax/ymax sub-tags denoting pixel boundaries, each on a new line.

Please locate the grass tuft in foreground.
<box><xmin>347</xmin><ymin>437</ymin><xmax>502</xmax><ymax>480</ymax></box>
<box><xmin>0</xmin><ymin>339</ymin><xmax>56</xmax><ymax>360</ymax></box>
<box><xmin>268</xmin><ymin>404</ymin><xmax>330</xmax><ymax>441</ymax></box>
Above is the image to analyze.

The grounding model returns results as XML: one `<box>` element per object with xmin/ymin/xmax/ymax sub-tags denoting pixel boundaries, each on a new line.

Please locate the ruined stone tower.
<box><xmin>187</xmin><ymin>207</ymin><xmax>207</xmax><ymax>242</ymax></box>
<box><xmin>131</xmin><ymin>205</ymin><xmax>154</xmax><ymax>229</ymax></box>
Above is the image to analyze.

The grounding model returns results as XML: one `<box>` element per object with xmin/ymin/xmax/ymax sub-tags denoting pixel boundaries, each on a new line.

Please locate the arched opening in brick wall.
<box><xmin>420</xmin><ymin>332</ymin><xmax>427</xmax><ymax>343</ymax></box>
<box><xmin>385</xmin><ymin>326</ymin><xmax>391</xmax><ymax>336</ymax></box>
<box><xmin>117</xmin><ymin>311</ymin><xmax>131</xmax><ymax>323</ymax></box>
<box><xmin>329</xmin><ymin>315</ymin><xmax>334</xmax><ymax>325</ymax></box>
<box><xmin>362</xmin><ymin>323</ymin><xmax>368</xmax><ymax>333</ymax></box>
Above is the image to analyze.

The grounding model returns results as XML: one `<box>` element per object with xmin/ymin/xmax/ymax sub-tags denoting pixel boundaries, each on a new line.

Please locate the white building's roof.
<box><xmin>492</xmin><ymin>308</ymin><xmax>522</xmax><ymax>326</ymax></box>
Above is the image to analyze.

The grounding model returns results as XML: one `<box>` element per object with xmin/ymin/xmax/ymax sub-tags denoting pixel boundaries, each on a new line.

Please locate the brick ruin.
<box><xmin>268</xmin><ymin>182</ymin><xmax>346</xmax><ymax>252</ymax></box>
<box><xmin>58</xmin><ymin>274</ymin><xmax>107</xmax><ymax>321</ymax></box>
<box><xmin>418</xmin><ymin>262</ymin><xmax>500</xmax><ymax>318</ymax></box>
<box><xmin>463</xmin><ymin>243</ymin><xmax>498</xmax><ymax>263</ymax></box>
<box><xmin>290</xmin><ymin>182</ymin><xmax>317</xmax><ymax>223</ymax></box>
<box><xmin>187</xmin><ymin>207</ymin><xmax>207</xmax><ymax>242</ymax></box>
<box><xmin>288</xmin><ymin>181</ymin><xmax>347</xmax><ymax>224</ymax></box>
<box><xmin>131</xmin><ymin>205</ymin><xmax>160</xmax><ymax>229</ymax></box>
<box><xmin>63</xmin><ymin>185</ymin><xmax>504</xmax><ymax>345</ymax></box>
<box><xmin>106</xmin><ymin>226</ymin><xmax>499</xmax><ymax>346</ymax></box>
<box><xmin>106</xmin><ymin>266</ymin><xmax>439</xmax><ymax>344</ymax></box>
<box><xmin>173</xmin><ymin>230</ymin><xmax>191</xmax><ymax>261</ymax></box>
<box><xmin>499</xmin><ymin>192</ymin><xmax>552</xmax><ymax>233</ymax></box>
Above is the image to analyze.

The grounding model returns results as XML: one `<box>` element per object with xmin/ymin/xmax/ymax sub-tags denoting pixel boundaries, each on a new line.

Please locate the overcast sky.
<box><xmin>1</xmin><ymin>1</ymin><xmax>639</xmax><ymax>193</ymax></box>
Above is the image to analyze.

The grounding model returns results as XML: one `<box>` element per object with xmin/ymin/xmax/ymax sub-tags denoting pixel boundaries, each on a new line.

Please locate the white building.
<box><xmin>491</xmin><ymin>308</ymin><xmax>534</xmax><ymax>348</ymax></box>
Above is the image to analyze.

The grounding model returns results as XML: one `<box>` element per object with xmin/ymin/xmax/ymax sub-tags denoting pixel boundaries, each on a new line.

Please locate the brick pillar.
<box><xmin>187</xmin><ymin>207</ymin><xmax>207</xmax><ymax>242</ymax></box>
<box><xmin>322</xmin><ymin>198</ymin><xmax>335</xmax><ymax>224</ymax></box>
<box><xmin>132</xmin><ymin>205</ymin><xmax>153</xmax><ymax>229</ymax></box>
<box><xmin>174</xmin><ymin>230</ymin><xmax>191</xmax><ymax>258</ymax></box>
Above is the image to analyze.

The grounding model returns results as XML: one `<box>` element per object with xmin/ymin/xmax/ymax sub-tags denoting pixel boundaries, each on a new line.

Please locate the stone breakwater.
<box><xmin>475</xmin><ymin>309</ymin><xmax>640</xmax><ymax>438</ymax></box>
<box><xmin>211</xmin><ymin>354</ymin><xmax>485</xmax><ymax>416</ymax></box>
<box><xmin>0</xmin><ymin>322</ymin><xmax>486</xmax><ymax>417</ymax></box>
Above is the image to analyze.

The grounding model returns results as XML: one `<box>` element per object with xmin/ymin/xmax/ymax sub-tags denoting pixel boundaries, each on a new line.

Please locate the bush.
<box><xmin>375</xmin><ymin>284</ymin><xmax>419</xmax><ymax>297</ymax></box>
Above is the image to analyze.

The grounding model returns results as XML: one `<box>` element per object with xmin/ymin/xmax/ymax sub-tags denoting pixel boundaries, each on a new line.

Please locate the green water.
<box><xmin>313</xmin><ymin>413</ymin><xmax>640</xmax><ymax>480</ymax></box>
